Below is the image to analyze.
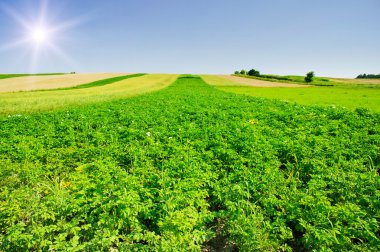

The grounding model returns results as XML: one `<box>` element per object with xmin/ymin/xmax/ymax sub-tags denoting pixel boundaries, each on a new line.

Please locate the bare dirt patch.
<box><xmin>219</xmin><ymin>75</ymin><xmax>310</xmax><ymax>88</ymax></box>
<box><xmin>0</xmin><ymin>73</ymin><xmax>129</xmax><ymax>92</ymax></box>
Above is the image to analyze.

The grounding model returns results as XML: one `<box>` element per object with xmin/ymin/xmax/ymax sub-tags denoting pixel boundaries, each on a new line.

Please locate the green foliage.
<box><xmin>248</xmin><ymin>69</ymin><xmax>260</xmax><ymax>77</ymax></box>
<box><xmin>236</xmin><ymin>73</ymin><xmax>291</xmax><ymax>81</ymax></box>
<box><xmin>234</xmin><ymin>71</ymin><xmax>239</xmax><ymax>75</ymax></box>
<box><xmin>1</xmin><ymin>76</ymin><xmax>379</xmax><ymax>251</ymax></box>
<box><xmin>357</xmin><ymin>73</ymin><xmax>380</xmax><ymax>79</ymax></box>
<box><xmin>257</xmin><ymin>74</ymin><xmax>292</xmax><ymax>81</ymax></box>
<box><xmin>305</xmin><ymin>71</ymin><xmax>315</xmax><ymax>83</ymax></box>
<box><xmin>234</xmin><ymin>72</ymin><xmax>335</xmax><ymax>86</ymax></box>
<box><xmin>240</xmin><ymin>69</ymin><xmax>246</xmax><ymax>75</ymax></box>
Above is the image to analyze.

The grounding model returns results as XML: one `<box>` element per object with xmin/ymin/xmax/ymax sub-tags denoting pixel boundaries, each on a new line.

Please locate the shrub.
<box><xmin>248</xmin><ymin>69</ymin><xmax>260</xmax><ymax>77</ymax></box>
<box><xmin>305</xmin><ymin>71</ymin><xmax>314</xmax><ymax>83</ymax></box>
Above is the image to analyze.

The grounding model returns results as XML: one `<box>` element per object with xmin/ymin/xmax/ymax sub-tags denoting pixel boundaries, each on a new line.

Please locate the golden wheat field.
<box><xmin>0</xmin><ymin>73</ymin><xmax>128</xmax><ymax>92</ymax></box>
<box><xmin>0</xmin><ymin>74</ymin><xmax>178</xmax><ymax>114</ymax></box>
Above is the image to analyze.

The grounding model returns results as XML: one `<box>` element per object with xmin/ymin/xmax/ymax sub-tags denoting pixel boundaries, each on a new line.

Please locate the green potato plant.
<box><xmin>0</xmin><ymin>75</ymin><xmax>379</xmax><ymax>251</ymax></box>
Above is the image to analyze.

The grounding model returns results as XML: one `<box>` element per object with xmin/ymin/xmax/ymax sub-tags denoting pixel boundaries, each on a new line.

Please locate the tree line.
<box><xmin>234</xmin><ymin>68</ymin><xmax>315</xmax><ymax>83</ymax></box>
<box><xmin>356</xmin><ymin>73</ymin><xmax>380</xmax><ymax>79</ymax></box>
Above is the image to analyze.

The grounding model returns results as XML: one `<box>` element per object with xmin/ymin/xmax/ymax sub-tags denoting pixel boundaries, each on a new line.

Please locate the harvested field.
<box><xmin>0</xmin><ymin>73</ymin><xmax>128</xmax><ymax>92</ymax></box>
<box><xmin>0</xmin><ymin>74</ymin><xmax>178</xmax><ymax>114</ymax></box>
<box><xmin>218</xmin><ymin>75</ymin><xmax>310</xmax><ymax>87</ymax></box>
<box><xmin>329</xmin><ymin>77</ymin><xmax>380</xmax><ymax>85</ymax></box>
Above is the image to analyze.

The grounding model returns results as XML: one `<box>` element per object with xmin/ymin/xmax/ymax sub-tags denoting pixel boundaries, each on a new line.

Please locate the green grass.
<box><xmin>234</xmin><ymin>74</ymin><xmax>380</xmax><ymax>88</ymax></box>
<box><xmin>203</xmin><ymin>75</ymin><xmax>380</xmax><ymax>113</ymax></box>
<box><xmin>218</xmin><ymin>86</ymin><xmax>380</xmax><ymax>112</ymax></box>
<box><xmin>0</xmin><ymin>74</ymin><xmax>178</xmax><ymax>114</ymax></box>
<box><xmin>0</xmin><ymin>73</ymin><xmax>66</xmax><ymax>80</ymax></box>
<box><xmin>234</xmin><ymin>74</ymin><xmax>333</xmax><ymax>86</ymax></box>
<box><xmin>1</xmin><ymin>75</ymin><xmax>379</xmax><ymax>251</ymax></box>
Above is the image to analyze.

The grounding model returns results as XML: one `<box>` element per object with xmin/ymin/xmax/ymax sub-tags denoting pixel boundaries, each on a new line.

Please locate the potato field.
<box><xmin>0</xmin><ymin>75</ymin><xmax>379</xmax><ymax>251</ymax></box>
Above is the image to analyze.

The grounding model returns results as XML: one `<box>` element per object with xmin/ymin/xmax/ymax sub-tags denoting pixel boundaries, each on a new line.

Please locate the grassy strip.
<box><xmin>233</xmin><ymin>74</ymin><xmax>334</xmax><ymax>86</ymax></box>
<box><xmin>57</xmin><ymin>73</ymin><xmax>146</xmax><ymax>90</ymax></box>
<box><xmin>0</xmin><ymin>73</ymin><xmax>66</xmax><ymax>80</ymax></box>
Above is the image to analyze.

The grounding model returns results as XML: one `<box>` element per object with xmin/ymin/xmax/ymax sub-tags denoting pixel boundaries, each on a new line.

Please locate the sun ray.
<box><xmin>0</xmin><ymin>4</ymin><xmax>30</xmax><ymax>29</ymax></box>
<box><xmin>50</xmin><ymin>15</ymin><xmax>91</xmax><ymax>34</ymax></box>
<box><xmin>46</xmin><ymin>42</ymin><xmax>78</xmax><ymax>68</ymax></box>
<box><xmin>0</xmin><ymin>38</ymin><xmax>31</xmax><ymax>52</ymax></box>
<box><xmin>29</xmin><ymin>45</ymin><xmax>40</xmax><ymax>73</ymax></box>
<box><xmin>38</xmin><ymin>0</ymin><xmax>48</xmax><ymax>25</ymax></box>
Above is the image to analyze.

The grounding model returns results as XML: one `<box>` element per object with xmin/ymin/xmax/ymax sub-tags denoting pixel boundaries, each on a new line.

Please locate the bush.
<box><xmin>240</xmin><ymin>70</ymin><xmax>247</xmax><ymax>75</ymax></box>
<box><xmin>248</xmin><ymin>69</ymin><xmax>260</xmax><ymax>77</ymax></box>
<box><xmin>234</xmin><ymin>71</ymin><xmax>239</xmax><ymax>75</ymax></box>
<box><xmin>305</xmin><ymin>71</ymin><xmax>314</xmax><ymax>83</ymax></box>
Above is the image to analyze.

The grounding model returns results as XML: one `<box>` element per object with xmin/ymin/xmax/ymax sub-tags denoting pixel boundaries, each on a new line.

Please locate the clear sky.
<box><xmin>0</xmin><ymin>0</ymin><xmax>379</xmax><ymax>77</ymax></box>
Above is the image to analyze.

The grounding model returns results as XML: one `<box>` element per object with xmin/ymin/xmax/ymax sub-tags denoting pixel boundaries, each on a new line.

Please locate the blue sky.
<box><xmin>0</xmin><ymin>0</ymin><xmax>379</xmax><ymax>77</ymax></box>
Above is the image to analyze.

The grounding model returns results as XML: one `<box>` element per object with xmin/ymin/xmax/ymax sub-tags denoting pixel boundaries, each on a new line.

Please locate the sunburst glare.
<box><xmin>0</xmin><ymin>0</ymin><xmax>86</xmax><ymax>72</ymax></box>
<box><xmin>29</xmin><ymin>26</ymin><xmax>50</xmax><ymax>45</ymax></box>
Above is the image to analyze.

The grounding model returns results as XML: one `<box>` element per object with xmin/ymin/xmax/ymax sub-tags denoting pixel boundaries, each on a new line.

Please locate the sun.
<box><xmin>0</xmin><ymin>1</ymin><xmax>87</xmax><ymax>72</ymax></box>
<box><xmin>30</xmin><ymin>26</ymin><xmax>50</xmax><ymax>45</ymax></box>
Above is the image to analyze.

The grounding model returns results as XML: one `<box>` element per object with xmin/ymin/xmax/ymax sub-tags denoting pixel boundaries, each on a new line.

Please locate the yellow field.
<box><xmin>0</xmin><ymin>73</ymin><xmax>128</xmax><ymax>92</ymax></box>
<box><xmin>0</xmin><ymin>74</ymin><xmax>178</xmax><ymax>114</ymax></box>
<box><xmin>329</xmin><ymin>77</ymin><xmax>380</xmax><ymax>85</ymax></box>
<box><xmin>201</xmin><ymin>74</ymin><xmax>308</xmax><ymax>87</ymax></box>
<box><xmin>201</xmin><ymin>74</ymin><xmax>249</xmax><ymax>86</ymax></box>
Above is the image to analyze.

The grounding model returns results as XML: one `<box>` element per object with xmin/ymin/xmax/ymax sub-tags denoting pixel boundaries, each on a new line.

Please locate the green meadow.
<box><xmin>233</xmin><ymin>73</ymin><xmax>380</xmax><ymax>87</ymax></box>
<box><xmin>203</xmin><ymin>75</ymin><xmax>380</xmax><ymax>113</ymax></box>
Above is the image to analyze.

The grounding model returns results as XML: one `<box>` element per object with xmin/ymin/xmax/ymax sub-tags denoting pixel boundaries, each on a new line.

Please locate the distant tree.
<box><xmin>240</xmin><ymin>70</ymin><xmax>247</xmax><ymax>75</ymax></box>
<box><xmin>248</xmin><ymin>69</ymin><xmax>260</xmax><ymax>77</ymax></box>
<box><xmin>356</xmin><ymin>73</ymin><xmax>380</xmax><ymax>79</ymax></box>
<box><xmin>234</xmin><ymin>71</ymin><xmax>240</xmax><ymax>75</ymax></box>
<box><xmin>305</xmin><ymin>71</ymin><xmax>314</xmax><ymax>83</ymax></box>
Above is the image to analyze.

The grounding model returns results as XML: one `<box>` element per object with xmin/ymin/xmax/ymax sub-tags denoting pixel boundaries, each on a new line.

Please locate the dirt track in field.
<box><xmin>219</xmin><ymin>75</ymin><xmax>310</xmax><ymax>87</ymax></box>
<box><xmin>0</xmin><ymin>73</ymin><xmax>129</xmax><ymax>92</ymax></box>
